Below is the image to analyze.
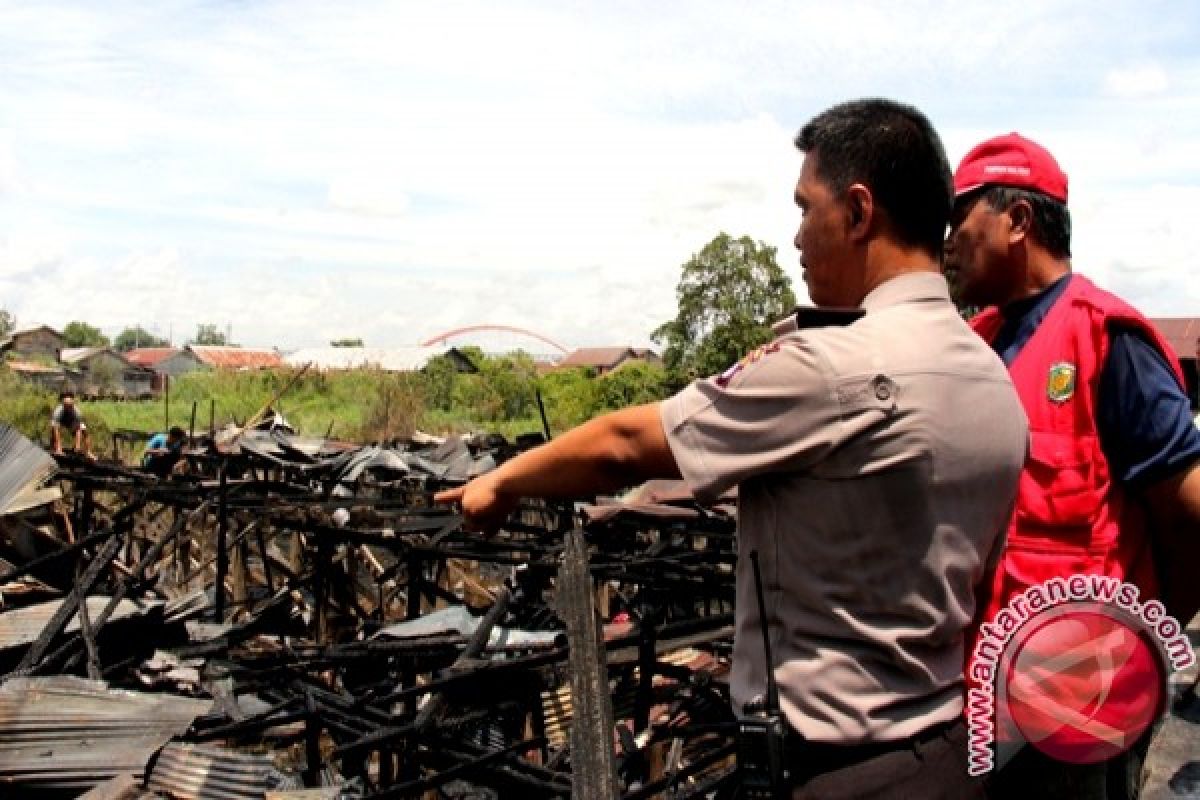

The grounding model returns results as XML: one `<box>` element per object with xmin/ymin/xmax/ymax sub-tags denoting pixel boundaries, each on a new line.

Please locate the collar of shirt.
<box><xmin>992</xmin><ymin>273</ymin><xmax>1073</xmax><ymax>365</ymax></box>
<box><xmin>860</xmin><ymin>271</ymin><xmax>952</xmax><ymax>312</ymax></box>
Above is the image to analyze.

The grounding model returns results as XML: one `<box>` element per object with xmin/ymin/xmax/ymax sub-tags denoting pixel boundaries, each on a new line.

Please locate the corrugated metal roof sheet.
<box><xmin>1149</xmin><ymin>318</ymin><xmax>1200</xmax><ymax>360</ymax></box>
<box><xmin>0</xmin><ymin>424</ymin><xmax>55</xmax><ymax>515</ymax></box>
<box><xmin>6</xmin><ymin>360</ymin><xmax>66</xmax><ymax>375</ymax></box>
<box><xmin>146</xmin><ymin>741</ymin><xmax>299</xmax><ymax>799</ymax></box>
<box><xmin>61</xmin><ymin>346</ymin><xmax>112</xmax><ymax>364</ymax></box>
<box><xmin>557</xmin><ymin>347</ymin><xmax>636</xmax><ymax>369</ymax></box>
<box><xmin>0</xmin><ymin>677</ymin><xmax>213</xmax><ymax>792</ymax></box>
<box><xmin>124</xmin><ymin>348</ymin><xmax>182</xmax><ymax>368</ymax></box>
<box><xmin>4</xmin><ymin>325</ymin><xmax>62</xmax><ymax>340</ymax></box>
<box><xmin>187</xmin><ymin>347</ymin><xmax>283</xmax><ymax>370</ymax></box>
<box><xmin>0</xmin><ymin>597</ymin><xmax>161</xmax><ymax>651</ymax></box>
<box><xmin>282</xmin><ymin>346</ymin><xmax>443</xmax><ymax>372</ymax></box>
<box><xmin>2</xmin><ymin>326</ymin><xmax>62</xmax><ymax>345</ymax></box>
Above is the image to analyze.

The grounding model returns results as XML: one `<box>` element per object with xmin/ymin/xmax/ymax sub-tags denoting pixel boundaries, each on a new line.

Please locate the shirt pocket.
<box><xmin>1014</xmin><ymin>430</ymin><xmax>1107</xmax><ymax>537</ymax></box>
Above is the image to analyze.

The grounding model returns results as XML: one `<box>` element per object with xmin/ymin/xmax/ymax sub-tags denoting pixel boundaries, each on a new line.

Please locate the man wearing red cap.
<box><xmin>946</xmin><ymin>133</ymin><xmax>1200</xmax><ymax>798</ymax></box>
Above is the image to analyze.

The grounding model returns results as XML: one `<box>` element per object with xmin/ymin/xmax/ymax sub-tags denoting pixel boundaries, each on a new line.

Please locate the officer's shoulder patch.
<box><xmin>716</xmin><ymin>341</ymin><xmax>782</xmax><ymax>387</ymax></box>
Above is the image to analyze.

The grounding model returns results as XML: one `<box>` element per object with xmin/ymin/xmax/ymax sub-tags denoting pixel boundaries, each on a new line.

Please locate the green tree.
<box><xmin>652</xmin><ymin>233</ymin><xmax>796</xmax><ymax>386</ymax></box>
<box><xmin>331</xmin><ymin>338</ymin><xmax>364</xmax><ymax>347</ymax></box>
<box><xmin>114</xmin><ymin>326</ymin><xmax>169</xmax><ymax>352</ymax></box>
<box><xmin>191</xmin><ymin>324</ymin><xmax>228</xmax><ymax>346</ymax></box>
<box><xmin>537</xmin><ymin>367</ymin><xmax>599</xmax><ymax>431</ymax></box>
<box><xmin>88</xmin><ymin>357</ymin><xmax>121</xmax><ymax>395</ymax></box>
<box><xmin>62</xmin><ymin>320</ymin><xmax>110</xmax><ymax>348</ymax></box>
<box><xmin>451</xmin><ymin>352</ymin><xmax>539</xmax><ymax>422</ymax></box>
<box><xmin>422</xmin><ymin>353</ymin><xmax>463</xmax><ymax>410</ymax></box>
<box><xmin>0</xmin><ymin>309</ymin><xmax>15</xmax><ymax>339</ymax></box>
<box><xmin>594</xmin><ymin>361</ymin><xmax>670</xmax><ymax>411</ymax></box>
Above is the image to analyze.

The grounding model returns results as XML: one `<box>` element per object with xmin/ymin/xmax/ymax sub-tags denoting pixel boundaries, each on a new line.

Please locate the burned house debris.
<box><xmin>0</xmin><ymin>421</ymin><xmax>740</xmax><ymax>798</ymax></box>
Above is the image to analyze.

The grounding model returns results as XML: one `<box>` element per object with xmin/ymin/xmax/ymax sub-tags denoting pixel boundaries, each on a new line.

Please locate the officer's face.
<box><xmin>944</xmin><ymin>192</ymin><xmax>1016</xmax><ymax>307</ymax></box>
<box><xmin>793</xmin><ymin>152</ymin><xmax>859</xmax><ymax>307</ymax></box>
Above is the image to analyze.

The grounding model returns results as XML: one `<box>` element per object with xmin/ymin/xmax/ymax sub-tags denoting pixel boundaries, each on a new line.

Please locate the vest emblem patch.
<box><xmin>1047</xmin><ymin>362</ymin><xmax>1076</xmax><ymax>403</ymax></box>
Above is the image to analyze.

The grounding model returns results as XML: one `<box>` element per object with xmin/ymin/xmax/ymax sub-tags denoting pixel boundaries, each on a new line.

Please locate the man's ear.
<box><xmin>1006</xmin><ymin>199</ymin><xmax>1033</xmax><ymax>244</ymax></box>
<box><xmin>846</xmin><ymin>183</ymin><xmax>873</xmax><ymax>241</ymax></box>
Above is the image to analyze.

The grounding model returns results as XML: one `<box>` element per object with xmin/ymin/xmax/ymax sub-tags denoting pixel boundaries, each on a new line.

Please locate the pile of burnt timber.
<box><xmin>0</xmin><ymin>425</ymin><xmax>739</xmax><ymax>799</ymax></box>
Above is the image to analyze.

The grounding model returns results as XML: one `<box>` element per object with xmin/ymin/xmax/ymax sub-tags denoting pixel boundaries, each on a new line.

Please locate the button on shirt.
<box><xmin>660</xmin><ymin>272</ymin><xmax>1028</xmax><ymax>743</ymax></box>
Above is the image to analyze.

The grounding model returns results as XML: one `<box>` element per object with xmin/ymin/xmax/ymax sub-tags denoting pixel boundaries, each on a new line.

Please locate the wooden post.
<box><xmin>74</xmin><ymin>562</ymin><xmax>102</xmax><ymax>681</ymax></box>
<box><xmin>554</xmin><ymin>530</ymin><xmax>619</xmax><ymax>799</ymax></box>
<box><xmin>405</xmin><ymin>554</ymin><xmax>423</xmax><ymax>620</ymax></box>
<box><xmin>257</xmin><ymin>527</ymin><xmax>274</xmax><ymax>594</ymax></box>
<box><xmin>303</xmin><ymin>690</ymin><xmax>321</xmax><ymax>787</ymax></box>
<box><xmin>231</xmin><ymin>522</ymin><xmax>247</xmax><ymax>613</ymax></box>
<box><xmin>214</xmin><ymin>465</ymin><xmax>229</xmax><ymax>621</ymax></box>
<box><xmin>289</xmin><ymin>531</ymin><xmax>303</xmax><ymax>577</ymax></box>
<box><xmin>314</xmin><ymin>538</ymin><xmax>330</xmax><ymax>645</ymax></box>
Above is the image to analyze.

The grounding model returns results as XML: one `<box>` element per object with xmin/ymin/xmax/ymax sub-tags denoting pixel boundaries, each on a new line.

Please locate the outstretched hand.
<box><xmin>434</xmin><ymin>476</ymin><xmax>519</xmax><ymax>534</ymax></box>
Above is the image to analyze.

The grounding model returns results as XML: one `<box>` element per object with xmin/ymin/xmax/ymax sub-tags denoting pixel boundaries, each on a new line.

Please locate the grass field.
<box><xmin>0</xmin><ymin>364</ymin><xmax>557</xmax><ymax>458</ymax></box>
<box><xmin>0</xmin><ymin>353</ymin><xmax>669</xmax><ymax>461</ymax></box>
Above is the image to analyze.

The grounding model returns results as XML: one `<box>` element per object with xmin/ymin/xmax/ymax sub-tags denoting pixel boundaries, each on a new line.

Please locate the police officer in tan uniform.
<box><xmin>437</xmin><ymin>98</ymin><xmax>1028</xmax><ymax>798</ymax></box>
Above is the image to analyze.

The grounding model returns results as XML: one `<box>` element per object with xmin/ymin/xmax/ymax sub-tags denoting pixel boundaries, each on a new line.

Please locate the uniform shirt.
<box><xmin>660</xmin><ymin>272</ymin><xmax>1028</xmax><ymax>743</ymax></box>
<box><xmin>991</xmin><ymin>273</ymin><xmax>1200</xmax><ymax>487</ymax></box>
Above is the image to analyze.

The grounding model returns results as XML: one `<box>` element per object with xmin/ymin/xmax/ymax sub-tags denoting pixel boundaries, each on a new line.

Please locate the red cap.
<box><xmin>953</xmin><ymin>132</ymin><xmax>1068</xmax><ymax>203</ymax></box>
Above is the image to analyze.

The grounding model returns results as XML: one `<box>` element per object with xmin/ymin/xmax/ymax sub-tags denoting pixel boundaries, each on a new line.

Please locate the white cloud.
<box><xmin>1</xmin><ymin>0</ymin><xmax>1199</xmax><ymax>353</ymax></box>
<box><xmin>327</xmin><ymin>175</ymin><xmax>411</xmax><ymax>218</ymax></box>
<box><xmin>1104</xmin><ymin>64</ymin><xmax>1170</xmax><ymax>98</ymax></box>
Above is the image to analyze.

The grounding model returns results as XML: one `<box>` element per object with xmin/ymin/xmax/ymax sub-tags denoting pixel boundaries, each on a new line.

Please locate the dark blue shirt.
<box><xmin>991</xmin><ymin>274</ymin><xmax>1200</xmax><ymax>487</ymax></box>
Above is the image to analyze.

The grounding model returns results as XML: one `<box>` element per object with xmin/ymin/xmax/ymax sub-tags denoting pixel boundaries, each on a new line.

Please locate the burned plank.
<box><xmin>554</xmin><ymin>529</ymin><xmax>619</xmax><ymax>800</ymax></box>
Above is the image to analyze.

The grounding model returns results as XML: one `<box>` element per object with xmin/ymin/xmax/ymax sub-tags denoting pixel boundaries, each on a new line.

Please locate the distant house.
<box><xmin>125</xmin><ymin>347</ymin><xmax>207</xmax><ymax>391</ymax></box>
<box><xmin>0</xmin><ymin>325</ymin><xmax>65</xmax><ymax>362</ymax></box>
<box><xmin>282</xmin><ymin>346</ymin><xmax>477</xmax><ymax>373</ymax></box>
<box><xmin>186</xmin><ymin>345</ymin><xmax>283</xmax><ymax>370</ymax></box>
<box><xmin>1149</xmin><ymin>318</ymin><xmax>1200</xmax><ymax>410</ymax></box>
<box><xmin>556</xmin><ymin>347</ymin><xmax>662</xmax><ymax>375</ymax></box>
<box><xmin>61</xmin><ymin>347</ymin><xmax>155</xmax><ymax>399</ymax></box>
<box><xmin>5</xmin><ymin>360</ymin><xmax>71</xmax><ymax>392</ymax></box>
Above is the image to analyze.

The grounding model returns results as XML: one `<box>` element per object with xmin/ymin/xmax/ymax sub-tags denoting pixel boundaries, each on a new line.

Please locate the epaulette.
<box><xmin>772</xmin><ymin>306</ymin><xmax>865</xmax><ymax>335</ymax></box>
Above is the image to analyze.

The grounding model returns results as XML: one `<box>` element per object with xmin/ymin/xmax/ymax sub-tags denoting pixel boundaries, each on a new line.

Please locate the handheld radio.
<box><xmin>736</xmin><ymin>550</ymin><xmax>790</xmax><ymax>798</ymax></box>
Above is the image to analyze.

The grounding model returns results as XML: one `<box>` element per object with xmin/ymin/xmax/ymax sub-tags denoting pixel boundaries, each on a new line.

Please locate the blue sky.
<box><xmin>2</xmin><ymin>0</ymin><xmax>1199</xmax><ymax>351</ymax></box>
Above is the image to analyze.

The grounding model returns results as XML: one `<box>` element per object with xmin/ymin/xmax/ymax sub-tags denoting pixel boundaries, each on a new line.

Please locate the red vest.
<box><xmin>970</xmin><ymin>274</ymin><xmax>1186</xmax><ymax>628</ymax></box>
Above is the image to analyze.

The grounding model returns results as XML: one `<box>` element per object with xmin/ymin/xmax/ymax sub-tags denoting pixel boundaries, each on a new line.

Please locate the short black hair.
<box><xmin>59</xmin><ymin>390</ymin><xmax>75</xmax><ymax>400</ymax></box>
<box><xmin>168</xmin><ymin>426</ymin><xmax>186</xmax><ymax>439</ymax></box>
<box><xmin>981</xmin><ymin>186</ymin><xmax>1072</xmax><ymax>259</ymax></box>
<box><xmin>795</xmin><ymin>98</ymin><xmax>953</xmax><ymax>257</ymax></box>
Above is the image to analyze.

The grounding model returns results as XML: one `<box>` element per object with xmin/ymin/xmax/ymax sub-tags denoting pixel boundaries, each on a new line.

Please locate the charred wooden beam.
<box><xmin>554</xmin><ymin>529</ymin><xmax>619</xmax><ymax>800</ymax></box>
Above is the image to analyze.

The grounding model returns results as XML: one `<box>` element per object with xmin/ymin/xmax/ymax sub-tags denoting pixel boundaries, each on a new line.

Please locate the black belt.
<box><xmin>786</xmin><ymin>716</ymin><xmax>961</xmax><ymax>782</ymax></box>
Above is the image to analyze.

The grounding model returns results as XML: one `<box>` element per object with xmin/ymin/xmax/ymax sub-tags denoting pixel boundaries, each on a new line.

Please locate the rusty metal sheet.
<box><xmin>186</xmin><ymin>346</ymin><xmax>283</xmax><ymax>370</ymax></box>
<box><xmin>146</xmin><ymin>741</ymin><xmax>299</xmax><ymax>800</ymax></box>
<box><xmin>0</xmin><ymin>677</ymin><xmax>213</xmax><ymax>792</ymax></box>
